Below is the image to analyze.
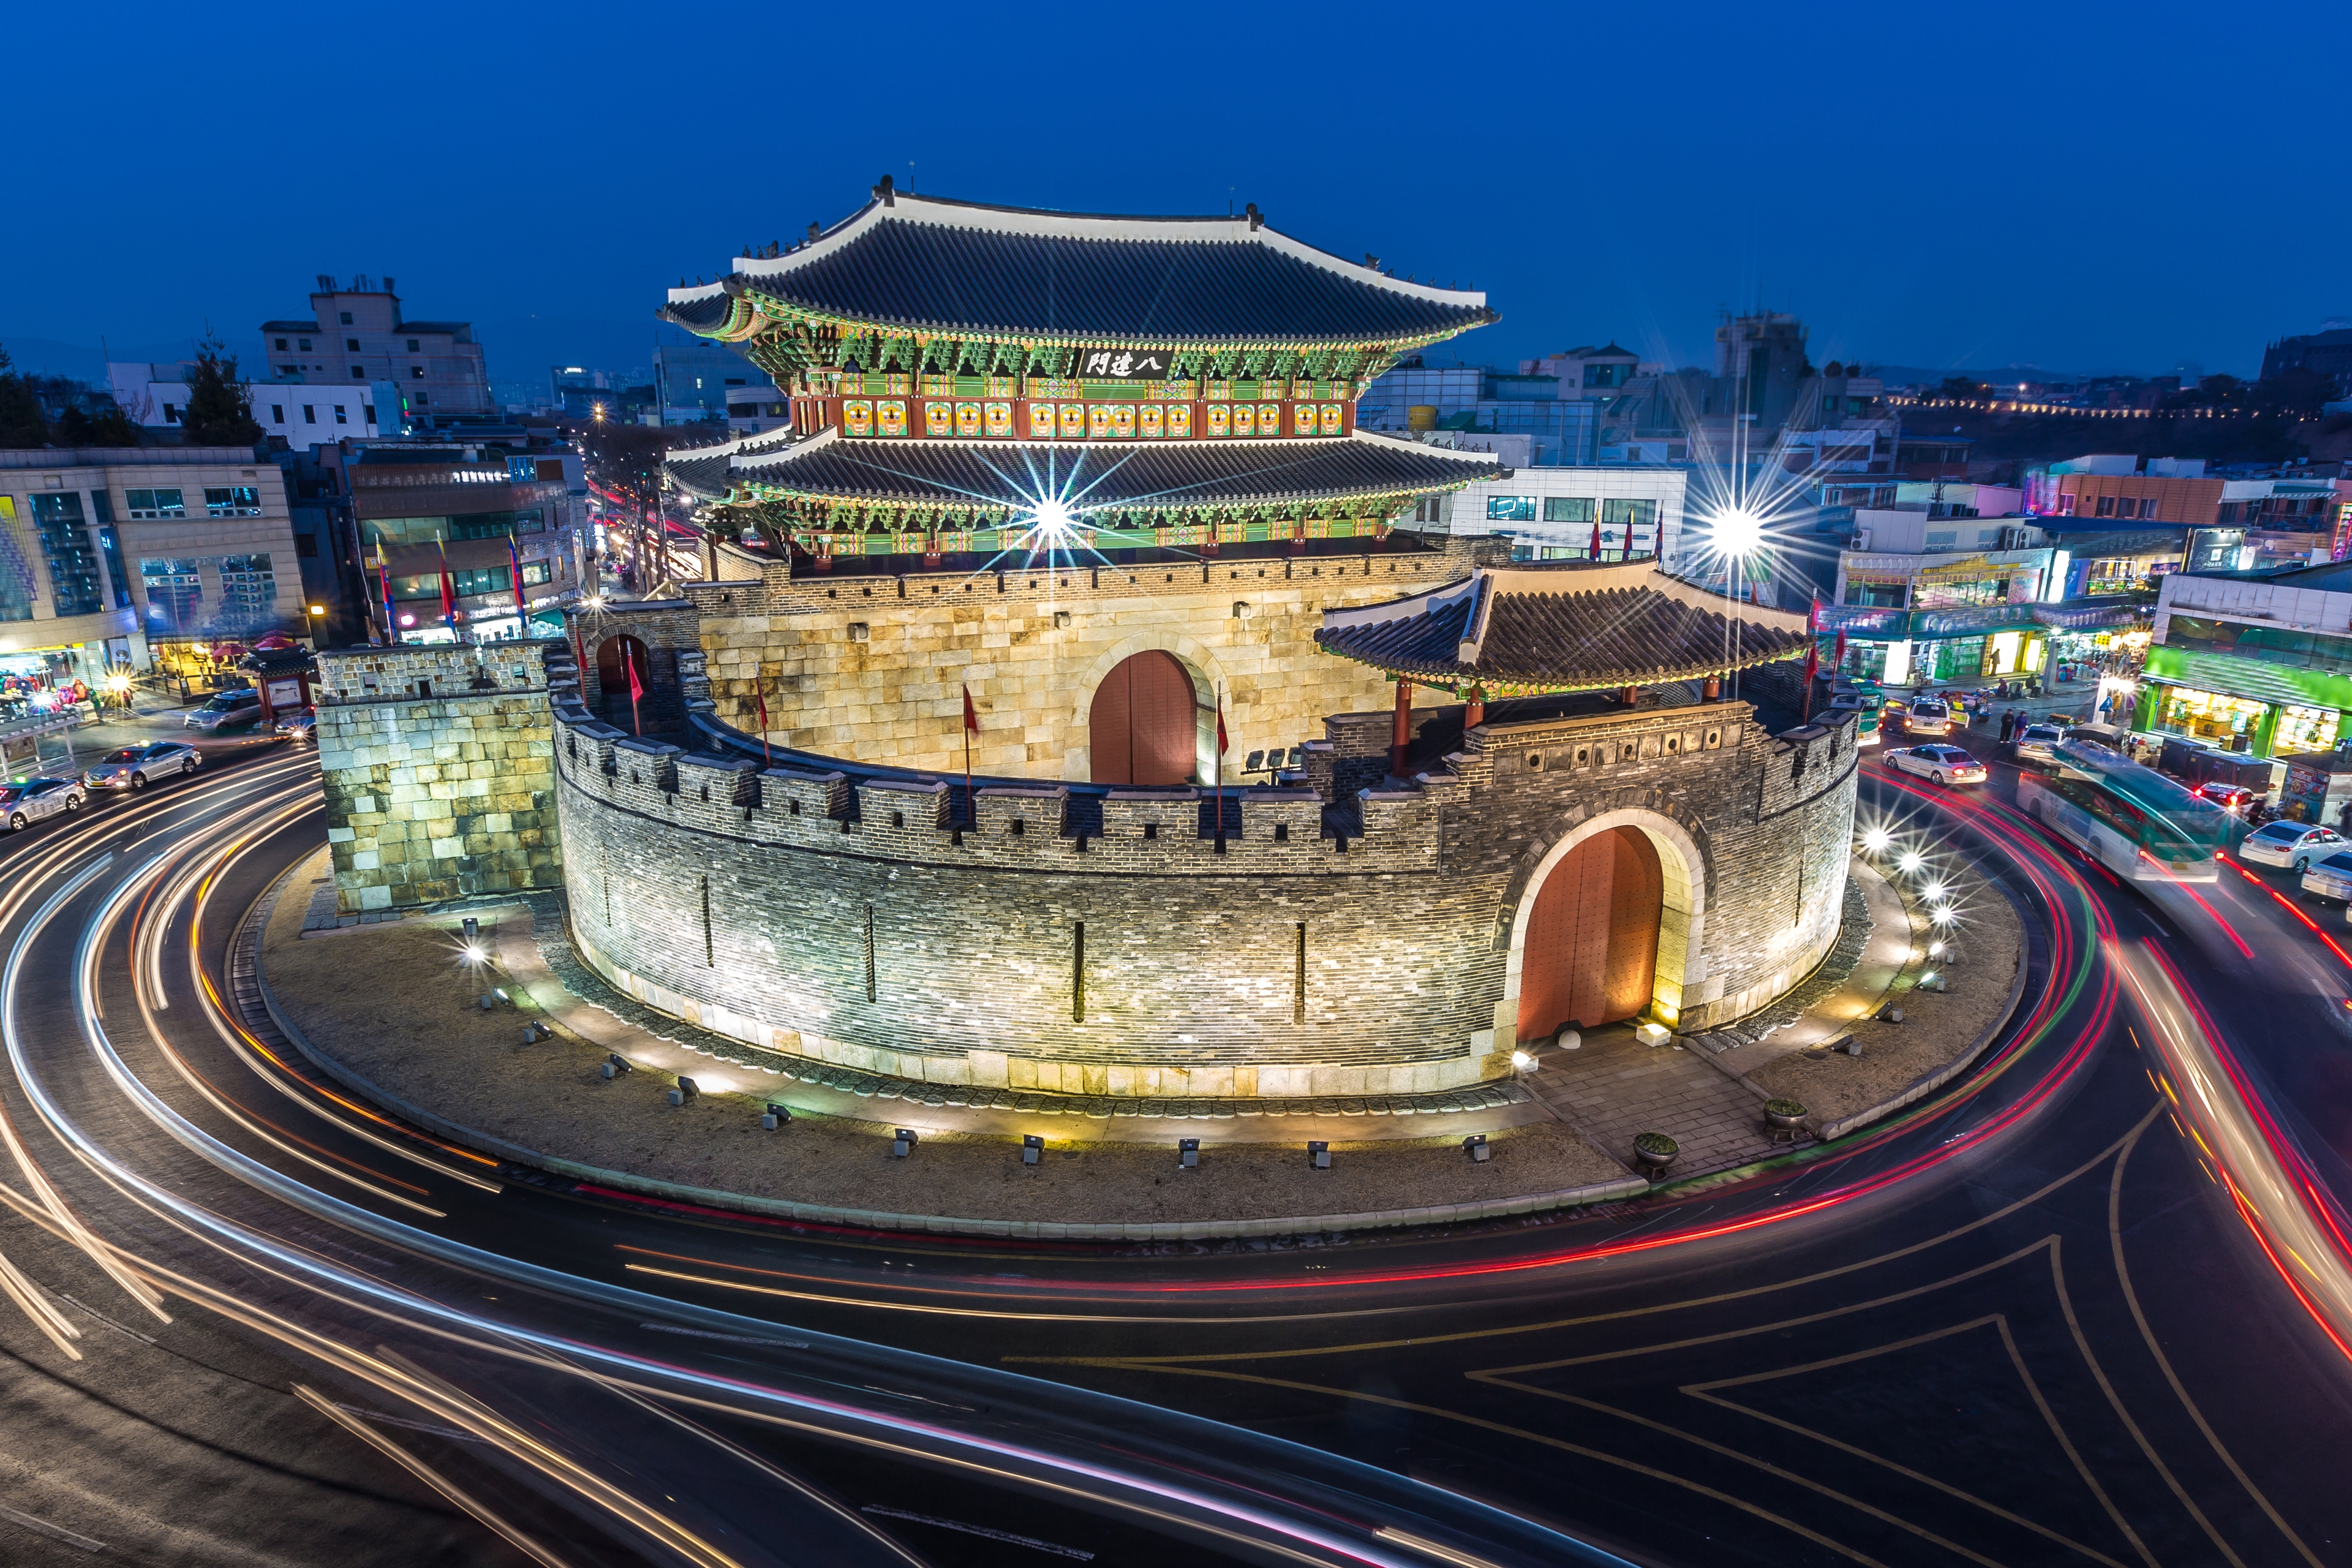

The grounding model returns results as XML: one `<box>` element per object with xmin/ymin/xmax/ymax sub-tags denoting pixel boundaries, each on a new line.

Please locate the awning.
<box><xmin>2143</xmin><ymin>644</ymin><xmax>2352</xmax><ymax>712</ymax></box>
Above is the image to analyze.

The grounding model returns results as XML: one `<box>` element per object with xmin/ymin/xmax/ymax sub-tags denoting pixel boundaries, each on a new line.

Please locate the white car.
<box><xmin>2013</xmin><ymin>723</ymin><xmax>2067</xmax><ymax>765</ymax></box>
<box><xmin>0</xmin><ymin>777</ymin><xmax>87</xmax><ymax>831</ymax></box>
<box><xmin>2301</xmin><ymin>850</ymin><xmax>2352</xmax><ymax>902</ymax></box>
<box><xmin>85</xmin><ymin>741</ymin><xmax>202</xmax><ymax>791</ymax></box>
<box><xmin>1902</xmin><ymin>698</ymin><xmax>1953</xmax><ymax>737</ymax></box>
<box><xmin>1887</xmin><ymin>744</ymin><xmax>1988</xmax><ymax>785</ymax></box>
<box><xmin>2240</xmin><ymin>821</ymin><xmax>2344</xmax><ymax>873</ymax></box>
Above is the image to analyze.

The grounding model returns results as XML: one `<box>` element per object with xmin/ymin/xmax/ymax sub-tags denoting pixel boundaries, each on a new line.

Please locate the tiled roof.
<box><xmin>1317</xmin><ymin>562</ymin><xmax>1811</xmax><ymax>690</ymax></box>
<box><xmin>671</xmin><ymin>429</ymin><xmax>1501</xmax><ymax>508</ymax></box>
<box><xmin>660</xmin><ymin>192</ymin><xmax>1496</xmax><ymax>346</ymax></box>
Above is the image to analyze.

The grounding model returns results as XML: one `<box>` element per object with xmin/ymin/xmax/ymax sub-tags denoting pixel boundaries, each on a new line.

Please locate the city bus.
<box><xmin>2015</xmin><ymin>739</ymin><xmax>2230</xmax><ymax>883</ymax></box>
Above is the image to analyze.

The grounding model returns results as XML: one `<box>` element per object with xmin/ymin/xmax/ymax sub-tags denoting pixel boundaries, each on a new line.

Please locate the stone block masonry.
<box><xmin>315</xmin><ymin>641</ymin><xmax>567</xmax><ymax>914</ymax></box>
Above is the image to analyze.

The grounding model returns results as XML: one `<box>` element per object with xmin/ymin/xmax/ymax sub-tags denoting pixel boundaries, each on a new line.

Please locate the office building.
<box><xmin>261</xmin><ymin>276</ymin><xmax>493</xmax><ymax>421</ymax></box>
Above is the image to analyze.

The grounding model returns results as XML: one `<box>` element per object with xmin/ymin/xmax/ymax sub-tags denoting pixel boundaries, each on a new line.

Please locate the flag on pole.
<box><xmin>755</xmin><ymin>688</ymin><xmax>772</xmax><ymax>767</ymax></box>
<box><xmin>434</xmin><ymin>537</ymin><xmax>456</xmax><ymax>635</ymax></box>
<box><xmin>1588</xmin><ymin>518</ymin><xmax>1602</xmax><ymax>561</ymax></box>
<box><xmin>962</xmin><ymin>682</ymin><xmax>979</xmax><ymax>829</ymax></box>
<box><xmin>1803</xmin><ymin>597</ymin><xmax>1822</xmax><ymax>684</ymax></box>
<box><xmin>963</xmin><ymin>684</ymin><xmax>979</xmax><ymax>737</ymax></box>
<box><xmin>377</xmin><ymin>546</ymin><xmax>397</xmax><ymax>644</ymax></box>
<box><xmin>507</xmin><ymin>532</ymin><xmax>527</xmax><ymax>614</ymax></box>
<box><xmin>1215</xmin><ymin>693</ymin><xmax>1229</xmax><ymax>759</ymax></box>
<box><xmin>625</xmin><ymin>652</ymin><xmax>644</xmax><ymax>706</ymax></box>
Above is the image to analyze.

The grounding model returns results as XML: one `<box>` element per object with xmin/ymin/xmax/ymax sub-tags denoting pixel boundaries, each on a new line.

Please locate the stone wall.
<box><xmin>315</xmin><ymin>641</ymin><xmax>567</xmax><ymax>913</ymax></box>
<box><xmin>679</xmin><ymin>545</ymin><xmax>1476</xmax><ymax>783</ymax></box>
<box><xmin>549</xmin><ymin>668</ymin><xmax>1860</xmax><ymax>1096</ymax></box>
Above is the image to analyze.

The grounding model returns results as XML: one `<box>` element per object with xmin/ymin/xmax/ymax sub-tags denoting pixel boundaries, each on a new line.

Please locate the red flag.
<box><xmin>625</xmin><ymin>652</ymin><xmax>644</xmax><ymax>704</ymax></box>
<box><xmin>756</xmin><ymin>690</ymin><xmax>770</xmax><ymax>732</ymax></box>
<box><xmin>435</xmin><ymin>538</ymin><xmax>456</xmax><ymax>628</ymax></box>
<box><xmin>1804</xmin><ymin>597</ymin><xmax>1822</xmax><ymax>684</ymax></box>
<box><xmin>963</xmin><ymin>683</ymin><xmax>979</xmax><ymax>735</ymax></box>
<box><xmin>1588</xmin><ymin>518</ymin><xmax>1602</xmax><ymax>560</ymax></box>
<box><xmin>1215</xmin><ymin>695</ymin><xmax>1229</xmax><ymax>756</ymax></box>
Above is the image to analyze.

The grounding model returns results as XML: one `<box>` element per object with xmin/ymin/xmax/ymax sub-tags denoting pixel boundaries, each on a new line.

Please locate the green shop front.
<box><xmin>1820</xmin><ymin>602</ymin><xmax>2052</xmax><ymax>687</ymax></box>
<box><xmin>2134</xmin><ymin>644</ymin><xmax>2352</xmax><ymax>758</ymax></box>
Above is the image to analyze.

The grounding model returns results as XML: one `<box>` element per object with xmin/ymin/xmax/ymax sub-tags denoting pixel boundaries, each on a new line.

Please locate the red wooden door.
<box><xmin>1516</xmin><ymin>827</ymin><xmax>1663</xmax><ymax>1039</ymax></box>
<box><xmin>1090</xmin><ymin>652</ymin><xmax>1196</xmax><ymax>785</ymax></box>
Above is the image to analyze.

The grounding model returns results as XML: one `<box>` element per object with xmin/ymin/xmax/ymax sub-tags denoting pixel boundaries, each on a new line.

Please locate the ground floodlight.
<box><xmin>1464</xmin><ymin>1134</ymin><xmax>1490</xmax><ymax>1164</ymax></box>
<box><xmin>1178</xmin><ymin>1136</ymin><xmax>1200</xmax><ymax>1169</ymax></box>
<box><xmin>1022</xmin><ymin>1134</ymin><xmax>1043</xmax><ymax>1166</ymax></box>
<box><xmin>667</xmin><ymin>1076</ymin><xmax>699</xmax><ymax>1106</ymax></box>
<box><xmin>462</xmin><ymin>916</ymin><xmax>479</xmax><ymax>943</ymax></box>
<box><xmin>492</xmin><ymin>987</ymin><xmax>509</xmax><ymax>1005</ymax></box>
<box><xmin>1308</xmin><ymin>1140</ymin><xmax>1331</xmax><ymax>1170</ymax></box>
<box><xmin>761</xmin><ymin>1101</ymin><xmax>791</xmax><ymax>1130</ymax></box>
<box><xmin>1861</xmin><ymin>827</ymin><xmax>1891</xmax><ymax>854</ymax></box>
<box><xmin>601</xmin><ymin>1052</ymin><xmax>631</xmax><ymax>1080</ymax></box>
<box><xmin>1510</xmin><ymin>1050</ymin><xmax>1535</xmax><ymax>1071</ymax></box>
<box><xmin>891</xmin><ymin>1128</ymin><xmax>918</xmax><ymax>1158</ymax></box>
<box><xmin>1898</xmin><ymin>850</ymin><xmax>1924</xmax><ymax>874</ymax></box>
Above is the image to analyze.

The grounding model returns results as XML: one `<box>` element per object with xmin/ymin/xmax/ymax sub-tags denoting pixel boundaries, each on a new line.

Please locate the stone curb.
<box><xmin>250</xmin><ymin>869</ymin><xmax>1652</xmax><ymax>1242</ymax></box>
<box><xmin>1815</xmin><ymin>850</ymin><xmax>2034</xmax><ymax>1143</ymax></box>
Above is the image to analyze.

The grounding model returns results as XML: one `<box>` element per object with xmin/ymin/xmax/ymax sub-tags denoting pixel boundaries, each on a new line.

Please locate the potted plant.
<box><xmin>1764</xmin><ymin>1098</ymin><xmax>1808</xmax><ymax>1132</ymax></box>
<box><xmin>1633</xmin><ymin>1131</ymin><xmax>1678</xmax><ymax>1177</ymax></box>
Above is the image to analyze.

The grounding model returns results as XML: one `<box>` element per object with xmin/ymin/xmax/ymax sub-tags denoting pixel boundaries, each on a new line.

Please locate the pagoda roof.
<box><xmin>669</xmin><ymin>428</ymin><xmax>1501</xmax><ymax>510</ymax></box>
<box><xmin>660</xmin><ymin>189</ymin><xmax>1496</xmax><ymax>347</ymax></box>
<box><xmin>1316</xmin><ymin>562</ymin><xmax>1811</xmax><ymax>692</ymax></box>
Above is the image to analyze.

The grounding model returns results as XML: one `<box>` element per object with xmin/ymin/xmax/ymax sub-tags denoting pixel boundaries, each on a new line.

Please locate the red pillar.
<box><xmin>1391</xmin><ymin>679</ymin><xmax>1413</xmax><ymax>776</ymax></box>
<box><xmin>1464</xmin><ymin>686</ymin><xmax>1485</xmax><ymax>728</ymax></box>
<box><xmin>1621</xmin><ymin>685</ymin><xmax>1640</xmax><ymax>707</ymax></box>
<box><xmin>1703</xmin><ymin>676</ymin><xmax>1721</xmax><ymax>701</ymax></box>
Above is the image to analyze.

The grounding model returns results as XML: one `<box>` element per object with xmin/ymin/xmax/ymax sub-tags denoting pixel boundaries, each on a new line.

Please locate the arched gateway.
<box><xmin>1089</xmin><ymin>650</ymin><xmax>1196</xmax><ymax>786</ymax></box>
<box><xmin>1515</xmin><ymin>826</ymin><xmax>1662</xmax><ymax>1037</ymax></box>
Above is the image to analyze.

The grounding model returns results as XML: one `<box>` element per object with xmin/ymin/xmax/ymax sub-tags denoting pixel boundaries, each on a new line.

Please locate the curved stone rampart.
<box><xmin>549</xmin><ymin>673</ymin><xmax>1860</xmax><ymax>1098</ymax></box>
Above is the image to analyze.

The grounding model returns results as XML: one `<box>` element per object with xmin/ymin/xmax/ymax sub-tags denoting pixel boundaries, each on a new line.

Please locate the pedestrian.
<box><xmin>2000</xmin><ymin>710</ymin><xmax>2017</xmax><ymax>745</ymax></box>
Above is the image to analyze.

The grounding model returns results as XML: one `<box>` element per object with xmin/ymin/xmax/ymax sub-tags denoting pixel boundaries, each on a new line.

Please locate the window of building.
<box><xmin>339</xmin><ymin>312</ymin><xmax>353</xmax><ymax>325</ymax></box>
<box><xmin>521</xmin><ymin>560</ymin><xmax>552</xmax><ymax>587</ymax></box>
<box><xmin>303</xmin><ymin>405</ymin><xmax>316</xmax><ymax>423</ymax></box>
<box><xmin>363</xmin><ymin>405</ymin><xmax>375</xmax><ymax>423</ymax></box>
<box><xmin>1602</xmin><ymin>498</ymin><xmax>1658</xmax><ymax>529</ymax></box>
<box><xmin>216</xmin><ymin>554</ymin><xmax>276</xmax><ymax>629</ymax></box>
<box><xmin>1486</xmin><ymin>496</ymin><xmax>1536</xmax><ymax>522</ymax></box>
<box><xmin>125</xmin><ymin>489</ymin><xmax>186</xmax><ymax>519</ymax></box>
<box><xmin>333</xmin><ymin>405</ymin><xmax>348</xmax><ymax>424</ymax></box>
<box><xmin>1411</xmin><ymin>496</ymin><xmax>1443</xmax><ymax>524</ymax></box>
<box><xmin>92</xmin><ymin>503</ymin><xmax>130</xmax><ymax>609</ymax></box>
<box><xmin>1544</xmin><ymin>496</ymin><xmax>1595</xmax><ymax>524</ymax></box>
<box><xmin>2095</xmin><ymin>495</ymin><xmax>2117</xmax><ymax>517</ymax></box>
<box><xmin>298</xmin><ymin>337</ymin><xmax>311</xmax><ymax>350</ymax></box>
<box><xmin>274</xmin><ymin>337</ymin><xmax>288</xmax><ymax>350</ymax></box>
<box><xmin>405</xmin><ymin>338</ymin><xmax>419</xmax><ymax>352</ymax></box>
<box><xmin>204</xmin><ymin>486</ymin><xmax>262</xmax><ymax>517</ymax></box>
<box><xmin>414</xmin><ymin>392</ymin><xmax>428</xmax><ymax>405</ymax></box>
<box><xmin>139</xmin><ymin>558</ymin><xmax>202</xmax><ymax>630</ymax></box>
<box><xmin>28</xmin><ymin>494</ymin><xmax>104</xmax><ymax>617</ymax></box>
<box><xmin>1925</xmin><ymin>529</ymin><xmax>1959</xmax><ymax>546</ymax></box>
<box><xmin>270</xmin><ymin>404</ymin><xmax>284</xmax><ymax>423</ymax></box>
<box><xmin>295</xmin><ymin>530</ymin><xmax>318</xmax><ymax>559</ymax></box>
<box><xmin>345</xmin><ymin>338</ymin><xmax>360</xmax><ymax>352</ymax></box>
<box><xmin>351</xmin><ymin>366</ymin><xmax>365</xmax><ymax>379</ymax></box>
<box><xmin>411</xmin><ymin>366</ymin><xmax>424</xmax><ymax>379</ymax></box>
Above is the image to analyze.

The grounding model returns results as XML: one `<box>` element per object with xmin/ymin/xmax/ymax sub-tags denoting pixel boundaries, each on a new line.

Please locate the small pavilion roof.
<box><xmin>1316</xmin><ymin>561</ymin><xmax>1811</xmax><ymax>693</ymax></box>
<box><xmin>669</xmin><ymin>428</ymin><xmax>1501</xmax><ymax>510</ymax></box>
<box><xmin>660</xmin><ymin>190</ymin><xmax>1496</xmax><ymax>347</ymax></box>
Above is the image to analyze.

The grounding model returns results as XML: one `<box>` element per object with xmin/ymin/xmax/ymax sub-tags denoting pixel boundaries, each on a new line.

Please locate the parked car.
<box><xmin>1887</xmin><ymin>744</ymin><xmax>1988</xmax><ymax>785</ymax></box>
<box><xmin>2239</xmin><ymin>821</ymin><xmax>2344</xmax><ymax>872</ymax></box>
<box><xmin>2192</xmin><ymin>781</ymin><xmax>2256</xmax><ymax>815</ymax></box>
<box><xmin>0</xmin><ymin>777</ymin><xmax>86</xmax><ymax>831</ymax></box>
<box><xmin>275</xmin><ymin>709</ymin><xmax>317</xmax><ymax>742</ymax></box>
<box><xmin>2301</xmin><ymin>850</ymin><xmax>2352</xmax><ymax>902</ymax></box>
<box><xmin>2013</xmin><ymin>723</ymin><xmax>2067</xmax><ymax>765</ymax></box>
<box><xmin>184</xmin><ymin>688</ymin><xmax>262</xmax><ymax>732</ymax></box>
<box><xmin>84</xmin><ymin>741</ymin><xmax>202</xmax><ymax>791</ymax></box>
<box><xmin>1901</xmin><ymin>698</ymin><xmax>1953</xmax><ymax>737</ymax></box>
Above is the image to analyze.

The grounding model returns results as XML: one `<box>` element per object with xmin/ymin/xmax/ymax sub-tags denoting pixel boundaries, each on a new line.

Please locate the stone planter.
<box><xmin>1763</xmin><ymin>1098</ymin><xmax>1809</xmax><ymax>1132</ymax></box>
<box><xmin>1632</xmin><ymin>1131</ymin><xmax>1679</xmax><ymax>1177</ymax></box>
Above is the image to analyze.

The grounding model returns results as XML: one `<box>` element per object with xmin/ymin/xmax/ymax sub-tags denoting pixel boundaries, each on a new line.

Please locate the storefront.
<box><xmin>2136</xmin><ymin>644</ymin><xmax>2352</xmax><ymax>761</ymax></box>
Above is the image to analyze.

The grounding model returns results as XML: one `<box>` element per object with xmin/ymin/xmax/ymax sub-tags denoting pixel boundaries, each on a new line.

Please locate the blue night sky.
<box><xmin>8</xmin><ymin>1</ymin><xmax>2346</xmax><ymax>386</ymax></box>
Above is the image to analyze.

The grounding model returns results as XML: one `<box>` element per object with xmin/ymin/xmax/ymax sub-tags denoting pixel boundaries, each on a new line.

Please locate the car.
<box><xmin>0</xmin><ymin>777</ymin><xmax>86</xmax><ymax>831</ymax></box>
<box><xmin>2192</xmin><ymin>781</ymin><xmax>2256</xmax><ymax>814</ymax></box>
<box><xmin>1902</xmin><ymin>698</ymin><xmax>1952</xmax><ymax>737</ymax></box>
<box><xmin>184</xmin><ymin>688</ymin><xmax>262</xmax><ymax>732</ymax></box>
<box><xmin>275</xmin><ymin>709</ymin><xmax>317</xmax><ymax>742</ymax></box>
<box><xmin>83</xmin><ymin>741</ymin><xmax>202</xmax><ymax>791</ymax></box>
<box><xmin>2302</xmin><ymin>850</ymin><xmax>2352</xmax><ymax>902</ymax></box>
<box><xmin>2239</xmin><ymin>821</ymin><xmax>2343</xmax><ymax>872</ymax></box>
<box><xmin>1887</xmin><ymin>744</ymin><xmax>1988</xmax><ymax>785</ymax></box>
<box><xmin>2013</xmin><ymin>723</ymin><xmax>2067</xmax><ymax>764</ymax></box>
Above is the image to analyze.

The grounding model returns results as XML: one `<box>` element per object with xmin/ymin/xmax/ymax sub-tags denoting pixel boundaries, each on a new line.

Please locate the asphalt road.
<box><xmin>0</xmin><ymin>729</ymin><xmax>2346</xmax><ymax>1567</ymax></box>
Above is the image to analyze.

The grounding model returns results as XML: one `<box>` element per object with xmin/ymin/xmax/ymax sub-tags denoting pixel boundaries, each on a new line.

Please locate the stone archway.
<box><xmin>1515</xmin><ymin>826</ymin><xmax>1662</xmax><ymax>1038</ymax></box>
<box><xmin>1089</xmin><ymin>650</ymin><xmax>1196</xmax><ymax>785</ymax></box>
<box><xmin>1504</xmin><ymin>808</ymin><xmax>1705</xmax><ymax>1038</ymax></box>
<box><xmin>1071</xmin><ymin>631</ymin><xmax>1226</xmax><ymax>783</ymax></box>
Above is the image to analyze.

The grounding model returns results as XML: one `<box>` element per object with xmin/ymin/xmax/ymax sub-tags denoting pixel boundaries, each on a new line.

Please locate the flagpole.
<box><xmin>1214</xmin><ymin>680</ymin><xmax>1224</xmax><ymax>850</ymax></box>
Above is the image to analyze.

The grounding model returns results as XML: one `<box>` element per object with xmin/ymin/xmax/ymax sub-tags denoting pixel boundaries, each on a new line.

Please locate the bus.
<box><xmin>2015</xmin><ymin>739</ymin><xmax>2230</xmax><ymax>883</ymax></box>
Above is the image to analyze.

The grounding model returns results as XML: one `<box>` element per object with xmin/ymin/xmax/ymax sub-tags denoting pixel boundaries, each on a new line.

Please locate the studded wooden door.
<box><xmin>1089</xmin><ymin>650</ymin><xmax>1196</xmax><ymax>786</ymax></box>
<box><xmin>1515</xmin><ymin>826</ymin><xmax>1664</xmax><ymax>1041</ymax></box>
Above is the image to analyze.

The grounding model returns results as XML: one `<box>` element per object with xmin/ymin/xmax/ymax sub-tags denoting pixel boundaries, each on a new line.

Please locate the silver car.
<box><xmin>2013</xmin><ymin>723</ymin><xmax>2066</xmax><ymax>765</ymax></box>
<box><xmin>0</xmin><ymin>777</ymin><xmax>86</xmax><ymax>831</ymax></box>
<box><xmin>2303</xmin><ymin>850</ymin><xmax>2352</xmax><ymax>902</ymax></box>
<box><xmin>84</xmin><ymin>741</ymin><xmax>202</xmax><ymax>791</ymax></box>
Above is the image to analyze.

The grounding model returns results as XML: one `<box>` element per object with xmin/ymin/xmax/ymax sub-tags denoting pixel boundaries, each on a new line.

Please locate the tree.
<box><xmin>178</xmin><ymin>332</ymin><xmax>262</xmax><ymax>446</ymax></box>
<box><xmin>54</xmin><ymin>401</ymin><xmax>141</xmax><ymax>447</ymax></box>
<box><xmin>0</xmin><ymin>344</ymin><xmax>48</xmax><ymax>447</ymax></box>
<box><xmin>1934</xmin><ymin>375</ymin><xmax>1987</xmax><ymax>402</ymax></box>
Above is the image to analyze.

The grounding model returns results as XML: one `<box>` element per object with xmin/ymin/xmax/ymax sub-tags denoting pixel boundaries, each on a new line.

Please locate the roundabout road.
<box><xmin>0</xmin><ymin>736</ymin><xmax>2346</xmax><ymax>1567</ymax></box>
